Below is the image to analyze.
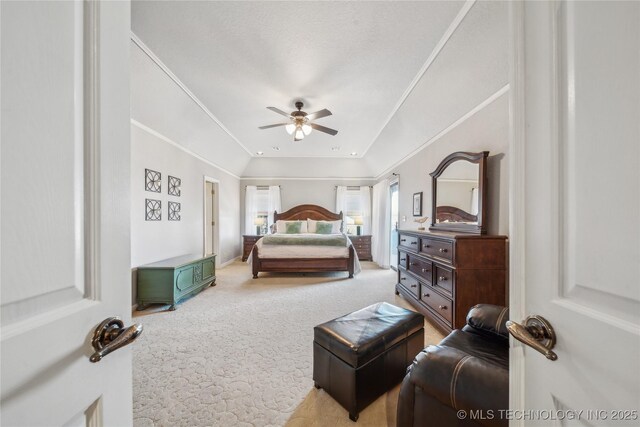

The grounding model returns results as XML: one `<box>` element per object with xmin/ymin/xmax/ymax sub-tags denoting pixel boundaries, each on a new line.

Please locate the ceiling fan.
<box><xmin>259</xmin><ymin>101</ymin><xmax>338</xmax><ymax>141</ymax></box>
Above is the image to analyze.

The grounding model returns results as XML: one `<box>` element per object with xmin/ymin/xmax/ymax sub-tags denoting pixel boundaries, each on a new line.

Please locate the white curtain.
<box><xmin>360</xmin><ymin>186</ymin><xmax>372</xmax><ymax>235</ymax></box>
<box><xmin>335</xmin><ymin>185</ymin><xmax>347</xmax><ymax>214</ymax></box>
<box><xmin>245</xmin><ymin>186</ymin><xmax>258</xmax><ymax>235</ymax></box>
<box><xmin>267</xmin><ymin>185</ymin><xmax>282</xmax><ymax>231</ymax></box>
<box><xmin>371</xmin><ymin>179</ymin><xmax>391</xmax><ymax>268</ymax></box>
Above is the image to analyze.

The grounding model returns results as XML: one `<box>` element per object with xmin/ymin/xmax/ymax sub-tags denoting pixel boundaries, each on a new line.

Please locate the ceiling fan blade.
<box><xmin>266</xmin><ymin>107</ymin><xmax>292</xmax><ymax>118</ymax></box>
<box><xmin>259</xmin><ymin>123</ymin><xmax>289</xmax><ymax>129</ymax></box>
<box><xmin>305</xmin><ymin>109</ymin><xmax>332</xmax><ymax>121</ymax></box>
<box><xmin>310</xmin><ymin>123</ymin><xmax>338</xmax><ymax>136</ymax></box>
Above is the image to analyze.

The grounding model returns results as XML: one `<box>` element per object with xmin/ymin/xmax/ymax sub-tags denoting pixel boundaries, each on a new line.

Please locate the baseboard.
<box><xmin>219</xmin><ymin>256</ymin><xmax>241</xmax><ymax>269</ymax></box>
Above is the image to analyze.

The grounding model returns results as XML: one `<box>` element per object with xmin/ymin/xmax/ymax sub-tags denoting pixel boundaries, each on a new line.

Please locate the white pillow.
<box><xmin>275</xmin><ymin>220</ymin><xmax>308</xmax><ymax>234</ymax></box>
<box><xmin>307</xmin><ymin>219</ymin><xmax>342</xmax><ymax>234</ymax></box>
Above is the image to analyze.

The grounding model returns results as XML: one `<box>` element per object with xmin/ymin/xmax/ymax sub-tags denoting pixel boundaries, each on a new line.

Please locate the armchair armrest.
<box><xmin>406</xmin><ymin>345</ymin><xmax>508</xmax><ymax>420</ymax></box>
<box><xmin>465</xmin><ymin>304</ymin><xmax>509</xmax><ymax>339</ymax></box>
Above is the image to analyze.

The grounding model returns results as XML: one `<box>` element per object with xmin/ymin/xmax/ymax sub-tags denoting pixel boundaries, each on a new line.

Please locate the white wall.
<box><xmin>131</xmin><ymin>124</ymin><xmax>241</xmax><ymax>303</ymax></box>
<box><xmin>390</xmin><ymin>91</ymin><xmax>509</xmax><ymax>236</ymax></box>
<box><xmin>239</xmin><ymin>178</ymin><xmax>375</xmax><ymax>234</ymax></box>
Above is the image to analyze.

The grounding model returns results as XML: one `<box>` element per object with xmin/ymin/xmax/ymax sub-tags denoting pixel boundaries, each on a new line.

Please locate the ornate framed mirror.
<box><xmin>429</xmin><ymin>151</ymin><xmax>488</xmax><ymax>234</ymax></box>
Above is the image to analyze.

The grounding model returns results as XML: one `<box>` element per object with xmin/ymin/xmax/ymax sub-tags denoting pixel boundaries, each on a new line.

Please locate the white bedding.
<box><xmin>247</xmin><ymin>233</ymin><xmax>362</xmax><ymax>275</ymax></box>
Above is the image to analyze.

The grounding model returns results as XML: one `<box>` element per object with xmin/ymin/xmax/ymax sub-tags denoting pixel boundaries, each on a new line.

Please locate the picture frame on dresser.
<box><xmin>412</xmin><ymin>192</ymin><xmax>422</xmax><ymax>216</ymax></box>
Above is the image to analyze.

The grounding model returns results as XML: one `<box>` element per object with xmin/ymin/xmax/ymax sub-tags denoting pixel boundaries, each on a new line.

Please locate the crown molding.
<box><xmin>130</xmin><ymin>32</ymin><xmax>253</xmax><ymax>157</ymax></box>
<box><xmin>362</xmin><ymin>0</ymin><xmax>477</xmax><ymax>157</ymax></box>
<box><xmin>131</xmin><ymin>119</ymin><xmax>241</xmax><ymax>179</ymax></box>
<box><xmin>375</xmin><ymin>84</ymin><xmax>509</xmax><ymax>180</ymax></box>
<box><xmin>240</xmin><ymin>177</ymin><xmax>376</xmax><ymax>181</ymax></box>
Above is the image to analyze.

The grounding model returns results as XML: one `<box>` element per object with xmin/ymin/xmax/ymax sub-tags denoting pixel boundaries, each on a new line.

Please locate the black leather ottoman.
<box><xmin>313</xmin><ymin>302</ymin><xmax>424</xmax><ymax>422</ymax></box>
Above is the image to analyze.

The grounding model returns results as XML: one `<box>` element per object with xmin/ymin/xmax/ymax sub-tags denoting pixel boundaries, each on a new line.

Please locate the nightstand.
<box><xmin>242</xmin><ymin>235</ymin><xmax>262</xmax><ymax>261</ymax></box>
<box><xmin>349</xmin><ymin>235</ymin><xmax>372</xmax><ymax>261</ymax></box>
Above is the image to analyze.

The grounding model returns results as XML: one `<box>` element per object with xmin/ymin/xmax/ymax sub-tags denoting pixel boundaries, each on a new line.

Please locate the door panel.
<box><xmin>514</xmin><ymin>1</ymin><xmax>640</xmax><ymax>423</ymax></box>
<box><xmin>1</xmin><ymin>1</ymin><xmax>133</xmax><ymax>425</ymax></box>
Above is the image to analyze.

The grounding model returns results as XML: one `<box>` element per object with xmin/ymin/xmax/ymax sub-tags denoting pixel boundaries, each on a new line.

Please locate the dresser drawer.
<box><xmin>399</xmin><ymin>268</ymin><xmax>419</xmax><ymax>298</ymax></box>
<box><xmin>434</xmin><ymin>265</ymin><xmax>454</xmax><ymax>295</ymax></box>
<box><xmin>420</xmin><ymin>288</ymin><xmax>453</xmax><ymax>325</ymax></box>
<box><xmin>398</xmin><ymin>251</ymin><xmax>409</xmax><ymax>269</ymax></box>
<box><xmin>408</xmin><ymin>257</ymin><xmax>433</xmax><ymax>284</ymax></box>
<box><xmin>399</xmin><ymin>234</ymin><xmax>420</xmax><ymax>251</ymax></box>
<box><xmin>420</xmin><ymin>238</ymin><xmax>453</xmax><ymax>263</ymax></box>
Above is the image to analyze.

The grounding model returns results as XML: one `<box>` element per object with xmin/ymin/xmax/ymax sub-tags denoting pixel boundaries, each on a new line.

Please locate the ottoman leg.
<box><xmin>349</xmin><ymin>412</ymin><xmax>359</xmax><ymax>422</ymax></box>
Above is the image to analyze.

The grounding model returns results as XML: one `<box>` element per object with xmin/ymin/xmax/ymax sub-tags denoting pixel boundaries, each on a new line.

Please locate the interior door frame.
<box><xmin>508</xmin><ymin>0</ymin><xmax>526</xmax><ymax>423</ymax></box>
<box><xmin>389</xmin><ymin>177</ymin><xmax>400</xmax><ymax>271</ymax></box>
<box><xmin>203</xmin><ymin>176</ymin><xmax>220</xmax><ymax>262</ymax></box>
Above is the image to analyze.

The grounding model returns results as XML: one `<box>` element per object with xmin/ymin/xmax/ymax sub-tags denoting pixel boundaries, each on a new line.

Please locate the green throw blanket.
<box><xmin>261</xmin><ymin>234</ymin><xmax>348</xmax><ymax>247</ymax></box>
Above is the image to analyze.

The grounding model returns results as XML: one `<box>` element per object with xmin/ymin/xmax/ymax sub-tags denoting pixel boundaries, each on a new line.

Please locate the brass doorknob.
<box><xmin>506</xmin><ymin>315</ymin><xmax>557</xmax><ymax>361</ymax></box>
<box><xmin>90</xmin><ymin>317</ymin><xmax>143</xmax><ymax>363</ymax></box>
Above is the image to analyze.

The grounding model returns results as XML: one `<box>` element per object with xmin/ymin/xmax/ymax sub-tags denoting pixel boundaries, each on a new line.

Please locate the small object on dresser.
<box><xmin>414</xmin><ymin>216</ymin><xmax>429</xmax><ymax>231</ymax></box>
<box><xmin>254</xmin><ymin>218</ymin><xmax>264</xmax><ymax>235</ymax></box>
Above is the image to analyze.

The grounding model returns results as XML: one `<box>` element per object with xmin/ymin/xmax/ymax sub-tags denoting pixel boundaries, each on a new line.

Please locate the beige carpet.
<box><xmin>133</xmin><ymin>261</ymin><xmax>444</xmax><ymax>427</ymax></box>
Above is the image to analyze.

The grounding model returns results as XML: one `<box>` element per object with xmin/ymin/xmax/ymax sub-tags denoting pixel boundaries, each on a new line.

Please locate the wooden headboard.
<box><xmin>436</xmin><ymin>205</ymin><xmax>478</xmax><ymax>223</ymax></box>
<box><xmin>274</xmin><ymin>204</ymin><xmax>343</xmax><ymax>222</ymax></box>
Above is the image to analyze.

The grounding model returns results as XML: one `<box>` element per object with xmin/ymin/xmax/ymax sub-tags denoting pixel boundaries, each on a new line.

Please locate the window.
<box><xmin>245</xmin><ymin>186</ymin><xmax>281</xmax><ymax>235</ymax></box>
<box><xmin>336</xmin><ymin>186</ymin><xmax>371</xmax><ymax>235</ymax></box>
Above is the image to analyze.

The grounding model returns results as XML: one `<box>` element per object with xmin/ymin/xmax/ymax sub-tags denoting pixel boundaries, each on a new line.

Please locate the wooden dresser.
<box><xmin>137</xmin><ymin>253</ymin><xmax>216</xmax><ymax>311</ymax></box>
<box><xmin>242</xmin><ymin>235</ymin><xmax>262</xmax><ymax>261</ymax></box>
<box><xmin>395</xmin><ymin>230</ymin><xmax>507</xmax><ymax>333</ymax></box>
<box><xmin>349</xmin><ymin>235</ymin><xmax>372</xmax><ymax>261</ymax></box>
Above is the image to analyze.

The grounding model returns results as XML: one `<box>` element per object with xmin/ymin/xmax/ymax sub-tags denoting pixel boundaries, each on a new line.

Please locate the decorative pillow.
<box><xmin>307</xmin><ymin>219</ymin><xmax>342</xmax><ymax>234</ymax></box>
<box><xmin>315</xmin><ymin>222</ymin><xmax>334</xmax><ymax>234</ymax></box>
<box><xmin>285</xmin><ymin>221</ymin><xmax>302</xmax><ymax>234</ymax></box>
<box><xmin>276</xmin><ymin>220</ymin><xmax>308</xmax><ymax>234</ymax></box>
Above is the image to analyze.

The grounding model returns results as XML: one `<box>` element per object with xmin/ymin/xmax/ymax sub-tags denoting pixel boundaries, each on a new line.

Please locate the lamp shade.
<box><xmin>302</xmin><ymin>124</ymin><xmax>312</xmax><ymax>135</ymax></box>
<box><xmin>285</xmin><ymin>123</ymin><xmax>296</xmax><ymax>134</ymax></box>
<box><xmin>353</xmin><ymin>216</ymin><xmax>364</xmax><ymax>225</ymax></box>
<box><xmin>294</xmin><ymin>128</ymin><xmax>305</xmax><ymax>140</ymax></box>
<box><xmin>254</xmin><ymin>217</ymin><xmax>264</xmax><ymax>226</ymax></box>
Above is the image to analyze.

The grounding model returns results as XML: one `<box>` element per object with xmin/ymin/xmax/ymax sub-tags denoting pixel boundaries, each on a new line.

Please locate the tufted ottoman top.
<box><xmin>314</xmin><ymin>302</ymin><xmax>424</xmax><ymax>368</ymax></box>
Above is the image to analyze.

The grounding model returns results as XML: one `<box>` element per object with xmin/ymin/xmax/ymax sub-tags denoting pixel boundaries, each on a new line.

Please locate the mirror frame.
<box><xmin>429</xmin><ymin>151</ymin><xmax>489</xmax><ymax>235</ymax></box>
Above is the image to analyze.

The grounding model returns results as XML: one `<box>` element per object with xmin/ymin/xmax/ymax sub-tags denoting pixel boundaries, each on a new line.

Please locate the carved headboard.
<box><xmin>436</xmin><ymin>206</ymin><xmax>478</xmax><ymax>223</ymax></box>
<box><xmin>274</xmin><ymin>204</ymin><xmax>343</xmax><ymax>222</ymax></box>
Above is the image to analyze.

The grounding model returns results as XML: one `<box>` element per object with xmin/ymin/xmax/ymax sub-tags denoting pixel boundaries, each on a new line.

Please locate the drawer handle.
<box><xmin>401</xmin><ymin>258</ymin><xmax>406</xmax><ymax>262</ymax></box>
<box><xmin>439</xmin><ymin>276</ymin><xmax>447</xmax><ymax>281</ymax></box>
<box><xmin>400</xmin><ymin>277</ymin><xmax>406</xmax><ymax>281</ymax></box>
<box><xmin>410</xmin><ymin>241</ymin><xmax>417</xmax><ymax>245</ymax></box>
<box><xmin>424</xmin><ymin>244</ymin><xmax>430</xmax><ymax>248</ymax></box>
<box><xmin>439</xmin><ymin>305</ymin><xmax>447</xmax><ymax>310</ymax></box>
<box><xmin>423</xmin><ymin>293</ymin><xmax>430</xmax><ymax>297</ymax></box>
<box><xmin>409</xmin><ymin>262</ymin><xmax>415</xmax><ymax>266</ymax></box>
<box><xmin>421</xmin><ymin>268</ymin><xmax>427</xmax><ymax>273</ymax></box>
<box><xmin>400</xmin><ymin>239</ymin><xmax>406</xmax><ymax>242</ymax></box>
<box><xmin>439</xmin><ymin>248</ymin><xmax>448</xmax><ymax>253</ymax></box>
<box><xmin>410</xmin><ymin>284</ymin><xmax>417</xmax><ymax>288</ymax></box>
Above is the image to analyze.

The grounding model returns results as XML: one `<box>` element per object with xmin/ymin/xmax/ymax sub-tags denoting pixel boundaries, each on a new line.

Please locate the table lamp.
<box><xmin>353</xmin><ymin>216</ymin><xmax>364</xmax><ymax>236</ymax></box>
<box><xmin>254</xmin><ymin>217</ymin><xmax>264</xmax><ymax>235</ymax></box>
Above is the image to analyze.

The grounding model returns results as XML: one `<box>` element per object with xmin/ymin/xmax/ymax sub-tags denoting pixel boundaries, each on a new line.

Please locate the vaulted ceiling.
<box><xmin>130</xmin><ymin>0</ymin><xmax>508</xmax><ymax>178</ymax></box>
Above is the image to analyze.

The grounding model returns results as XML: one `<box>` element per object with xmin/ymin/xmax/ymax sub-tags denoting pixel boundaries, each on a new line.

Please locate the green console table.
<box><xmin>137</xmin><ymin>253</ymin><xmax>216</xmax><ymax>311</ymax></box>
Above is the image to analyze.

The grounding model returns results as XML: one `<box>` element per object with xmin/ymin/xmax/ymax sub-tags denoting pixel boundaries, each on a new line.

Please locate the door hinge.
<box><xmin>211</xmin><ymin>221</ymin><xmax>215</xmax><ymax>226</ymax></box>
<box><xmin>211</xmin><ymin>190</ymin><xmax>215</xmax><ymax>195</ymax></box>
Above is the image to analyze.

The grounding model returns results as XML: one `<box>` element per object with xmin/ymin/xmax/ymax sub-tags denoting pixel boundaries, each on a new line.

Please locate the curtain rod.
<box><xmin>245</xmin><ymin>185</ymin><xmax>281</xmax><ymax>189</ymax></box>
<box><xmin>335</xmin><ymin>185</ymin><xmax>373</xmax><ymax>189</ymax></box>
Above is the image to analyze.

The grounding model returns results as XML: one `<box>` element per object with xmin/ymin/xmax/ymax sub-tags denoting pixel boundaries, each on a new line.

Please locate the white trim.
<box><xmin>362</xmin><ymin>0</ymin><xmax>477</xmax><ymax>158</ymax></box>
<box><xmin>240</xmin><ymin>177</ymin><xmax>376</xmax><ymax>181</ymax></box>
<box><xmin>508</xmin><ymin>0</ymin><xmax>526</xmax><ymax>423</ymax></box>
<box><xmin>219</xmin><ymin>256</ymin><xmax>240</xmax><ymax>269</ymax></box>
<box><xmin>130</xmin><ymin>32</ymin><xmax>253</xmax><ymax>157</ymax></box>
<box><xmin>203</xmin><ymin>176</ymin><xmax>221</xmax><ymax>262</ymax></box>
<box><xmin>375</xmin><ymin>84</ymin><xmax>510</xmax><ymax>180</ymax></box>
<box><xmin>131</xmin><ymin>119</ymin><xmax>241</xmax><ymax>179</ymax></box>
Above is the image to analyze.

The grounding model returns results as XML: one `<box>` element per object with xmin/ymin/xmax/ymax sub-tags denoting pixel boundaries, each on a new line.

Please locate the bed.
<box><xmin>249</xmin><ymin>204</ymin><xmax>358</xmax><ymax>278</ymax></box>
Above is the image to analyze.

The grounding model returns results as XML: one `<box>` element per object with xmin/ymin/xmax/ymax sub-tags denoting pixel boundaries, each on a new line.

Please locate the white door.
<box><xmin>510</xmin><ymin>1</ymin><xmax>640</xmax><ymax>425</ymax></box>
<box><xmin>1</xmin><ymin>1</ymin><xmax>134</xmax><ymax>426</ymax></box>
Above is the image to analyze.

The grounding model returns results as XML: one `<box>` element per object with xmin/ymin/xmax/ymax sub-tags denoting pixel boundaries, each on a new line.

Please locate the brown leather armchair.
<box><xmin>397</xmin><ymin>304</ymin><xmax>509</xmax><ymax>427</ymax></box>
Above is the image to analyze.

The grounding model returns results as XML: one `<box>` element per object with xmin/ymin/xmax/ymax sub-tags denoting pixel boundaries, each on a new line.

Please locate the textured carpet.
<box><xmin>133</xmin><ymin>261</ymin><xmax>444</xmax><ymax>427</ymax></box>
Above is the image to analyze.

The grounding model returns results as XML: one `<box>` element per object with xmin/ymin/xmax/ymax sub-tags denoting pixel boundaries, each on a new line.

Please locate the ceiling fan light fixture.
<box><xmin>302</xmin><ymin>123</ymin><xmax>312</xmax><ymax>135</ymax></box>
<box><xmin>294</xmin><ymin>127</ymin><xmax>305</xmax><ymax>140</ymax></box>
<box><xmin>285</xmin><ymin>123</ymin><xmax>296</xmax><ymax>135</ymax></box>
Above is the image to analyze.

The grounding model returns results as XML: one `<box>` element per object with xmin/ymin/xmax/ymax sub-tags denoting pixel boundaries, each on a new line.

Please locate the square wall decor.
<box><xmin>145</xmin><ymin>199</ymin><xmax>161</xmax><ymax>221</ymax></box>
<box><xmin>168</xmin><ymin>201</ymin><xmax>181</xmax><ymax>221</ymax></box>
<box><xmin>145</xmin><ymin>169</ymin><xmax>161</xmax><ymax>193</ymax></box>
<box><xmin>168</xmin><ymin>175</ymin><xmax>181</xmax><ymax>197</ymax></box>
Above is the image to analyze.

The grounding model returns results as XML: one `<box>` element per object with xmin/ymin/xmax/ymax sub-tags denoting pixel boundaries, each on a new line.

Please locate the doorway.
<box><xmin>389</xmin><ymin>181</ymin><xmax>399</xmax><ymax>270</ymax></box>
<box><xmin>203</xmin><ymin>176</ymin><xmax>220</xmax><ymax>259</ymax></box>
